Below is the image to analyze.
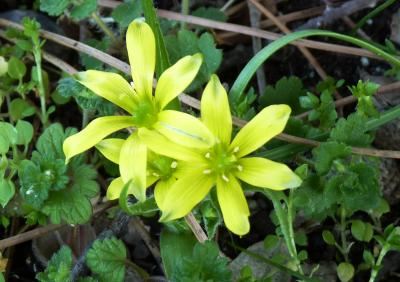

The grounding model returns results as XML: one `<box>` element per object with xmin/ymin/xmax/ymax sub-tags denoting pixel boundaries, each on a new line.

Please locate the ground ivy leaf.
<box><xmin>15</xmin><ymin>120</ymin><xmax>34</xmax><ymax>146</ymax></box>
<box><xmin>259</xmin><ymin>76</ymin><xmax>306</xmax><ymax>114</ymax></box>
<box><xmin>70</xmin><ymin>0</ymin><xmax>97</xmax><ymax>21</ymax></box>
<box><xmin>86</xmin><ymin>237</ymin><xmax>126</xmax><ymax>282</ymax></box>
<box><xmin>0</xmin><ymin>178</ymin><xmax>15</xmax><ymax>208</ymax></box>
<box><xmin>10</xmin><ymin>98</ymin><xmax>35</xmax><ymax>120</ymax></box>
<box><xmin>172</xmin><ymin>241</ymin><xmax>231</xmax><ymax>282</ymax></box>
<box><xmin>39</xmin><ymin>0</ymin><xmax>71</xmax><ymax>16</ymax></box>
<box><xmin>312</xmin><ymin>141</ymin><xmax>351</xmax><ymax>175</ymax></box>
<box><xmin>329</xmin><ymin>113</ymin><xmax>373</xmax><ymax>146</ymax></box>
<box><xmin>112</xmin><ymin>0</ymin><xmax>142</xmax><ymax>28</ymax></box>
<box><xmin>36</xmin><ymin>245</ymin><xmax>72</xmax><ymax>282</ymax></box>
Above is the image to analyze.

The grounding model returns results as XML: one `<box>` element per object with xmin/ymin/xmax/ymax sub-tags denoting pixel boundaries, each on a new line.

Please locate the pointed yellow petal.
<box><xmin>159</xmin><ymin>172</ymin><xmax>214</xmax><ymax>221</ymax></box>
<box><xmin>107</xmin><ymin>177</ymin><xmax>124</xmax><ymax>200</ymax></box>
<box><xmin>155</xmin><ymin>53</ymin><xmax>203</xmax><ymax>110</ymax></box>
<box><xmin>119</xmin><ymin>133</ymin><xmax>147</xmax><ymax>202</ymax></box>
<box><xmin>95</xmin><ymin>138</ymin><xmax>125</xmax><ymax>164</ymax></box>
<box><xmin>230</xmin><ymin>105</ymin><xmax>291</xmax><ymax>157</ymax></box>
<box><xmin>126</xmin><ymin>20</ymin><xmax>155</xmax><ymax>99</ymax></box>
<box><xmin>138</xmin><ymin>128</ymin><xmax>202</xmax><ymax>162</ymax></box>
<box><xmin>217</xmin><ymin>175</ymin><xmax>250</xmax><ymax>235</ymax></box>
<box><xmin>76</xmin><ymin>70</ymin><xmax>137</xmax><ymax>114</ymax></box>
<box><xmin>154</xmin><ymin>110</ymin><xmax>214</xmax><ymax>149</ymax></box>
<box><xmin>201</xmin><ymin>75</ymin><xmax>232</xmax><ymax>144</ymax></box>
<box><xmin>236</xmin><ymin>157</ymin><xmax>302</xmax><ymax>190</ymax></box>
<box><xmin>154</xmin><ymin>177</ymin><xmax>177</xmax><ymax>210</ymax></box>
<box><xmin>63</xmin><ymin>116</ymin><xmax>135</xmax><ymax>163</ymax></box>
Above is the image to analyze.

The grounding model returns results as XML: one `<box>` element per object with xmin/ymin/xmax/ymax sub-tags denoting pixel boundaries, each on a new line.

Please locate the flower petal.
<box><xmin>76</xmin><ymin>70</ymin><xmax>137</xmax><ymax>114</ymax></box>
<box><xmin>159</xmin><ymin>171</ymin><xmax>214</xmax><ymax>221</ymax></box>
<box><xmin>236</xmin><ymin>157</ymin><xmax>302</xmax><ymax>190</ymax></box>
<box><xmin>126</xmin><ymin>20</ymin><xmax>155</xmax><ymax>99</ymax></box>
<box><xmin>155</xmin><ymin>53</ymin><xmax>203</xmax><ymax>110</ymax></box>
<box><xmin>154</xmin><ymin>110</ymin><xmax>214</xmax><ymax>149</ymax></box>
<box><xmin>230</xmin><ymin>105</ymin><xmax>291</xmax><ymax>157</ymax></box>
<box><xmin>201</xmin><ymin>75</ymin><xmax>232</xmax><ymax>144</ymax></box>
<box><xmin>63</xmin><ymin>116</ymin><xmax>135</xmax><ymax>163</ymax></box>
<box><xmin>154</xmin><ymin>177</ymin><xmax>177</xmax><ymax>211</ymax></box>
<box><xmin>95</xmin><ymin>138</ymin><xmax>125</xmax><ymax>164</ymax></box>
<box><xmin>138</xmin><ymin>128</ymin><xmax>202</xmax><ymax>162</ymax></box>
<box><xmin>119</xmin><ymin>133</ymin><xmax>147</xmax><ymax>201</ymax></box>
<box><xmin>217</xmin><ymin>175</ymin><xmax>250</xmax><ymax>235</ymax></box>
<box><xmin>107</xmin><ymin>177</ymin><xmax>124</xmax><ymax>200</ymax></box>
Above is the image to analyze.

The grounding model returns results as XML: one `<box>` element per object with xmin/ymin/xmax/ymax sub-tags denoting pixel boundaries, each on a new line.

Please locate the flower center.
<box><xmin>148</xmin><ymin>155</ymin><xmax>177</xmax><ymax>181</ymax></box>
<box><xmin>131</xmin><ymin>99</ymin><xmax>158</xmax><ymax>128</ymax></box>
<box><xmin>203</xmin><ymin>144</ymin><xmax>241</xmax><ymax>182</ymax></box>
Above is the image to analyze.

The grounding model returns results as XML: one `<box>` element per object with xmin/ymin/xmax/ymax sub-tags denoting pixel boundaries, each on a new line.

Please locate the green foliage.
<box><xmin>351</xmin><ymin>220</ymin><xmax>373</xmax><ymax>242</ymax></box>
<box><xmin>259</xmin><ymin>76</ymin><xmax>306</xmax><ymax>114</ymax></box>
<box><xmin>0</xmin><ymin>179</ymin><xmax>15</xmax><ymax>208</ymax></box>
<box><xmin>7</xmin><ymin>56</ymin><xmax>26</xmax><ymax>80</ymax></box>
<box><xmin>231</xmin><ymin>87</ymin><xmax>257</xmax><ymax>120</ymax></box>
<box><xmin>70</xmin><ymin>0</ymin><xmax>97</xmax><ymax>21</ymax></box>
<box><xmin>322</xmin><ymin>230</ymin><xmax>336</xmax><ymax>245</ymax></box>
<box><xmin>86</xmin><ymin>237</ymin><xmax>126</xmax><ymax>282</ymax></box>
<box><xmin>171</xmin><ymin>241</ymin><xmax>231</xmax><ymax>282</ymax></box>
<box><xmin>112</xmin><ymin>0</ymin><xmax>142</xmax><ymax>28</ymax></box>
<box><xmin>80</xmin><ymin>39</ymin><xmax>110</xmax><ymax>70</ymax></box>
<box><xmin>329</xmin><ymin>113</ymin><xmax>373</xmax><ymax>147</ymax></box>
<box><xmin>313</xmin><ymin>141</ymin><xmax>351</xmax><ymax>175</ymax></box>
<box><xmin>337</xmin><ymin>262</ymin><xmax>354</xmax><ymax>282</ymax></box>
<box><xmin>301</xmin><ymin>90</ymin><xmax>337</xmax><ymax>130</ymax></box>
<box><xmin>39</xmin><ymin>0</ymin><xmax>97</xmax><ymax>20</ymax></box>
<box><xmin>10</xmin><ymin>98</ymin><xmax>35</xmax><ymax>120</ymax></box>
<box><xmin>36</xmin><ymin>246</ymin><xmax>73</xmax><ymax>282</ymax></box>
<box><xmin>165</xmin><ymin>30</ymin><xmax>222</xmax><ymax>92</ymax></box>
<box><xmin>39</xmin><ymin>0</ymin><xmax>70</xmax><ymax>16</ymax></box>
<box><xmin>349</xmin><ymin>80</ymin><xmax>379</xmax><ymax>117</ymax></box>
<box><xmin>18</xmin><ymin>124</ymin><xmax>99</xmax><ymax>224</ymax></box>
<box><xmin>200</xmin><ymin>197</ymin><xmax>222</xmax><ymax>239</ymax></box>
<box><xmin>57</xmin><ymin>77</ymin><xmax>116</xmax><ymax>115</ymax></box>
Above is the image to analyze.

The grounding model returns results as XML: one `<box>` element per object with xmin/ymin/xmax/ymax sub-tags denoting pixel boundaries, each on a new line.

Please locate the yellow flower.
<box><xmin>63</xmin><ymin>19</ymin><xmax>207</xmax><ymax>202</ymax></box>
<box><xmin>139</xmin><ymin>75</ymin><xmax>302</xmax><ymax>235</ymax></box>
<box><xmin>95</xmin><ymin>138</ymin><xmax>181</xmax><ymax>210</ymax></box>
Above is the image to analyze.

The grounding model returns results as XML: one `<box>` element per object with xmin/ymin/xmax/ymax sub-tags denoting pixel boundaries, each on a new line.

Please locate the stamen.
<box><xmin>130</xmin><ymin>81</ymin><xmax>134</xmax><ymax>88</ymax></box>
<box><xmin>205</xmin><ymin>152</ymin><xmax>211</xmax><ymax>159</ymax></box>
<box><xmin>152</xmin><ymin>172</ymin><xmax>160</xmax><ymax>177</ymax></box>
<box><xmin>203</xmin><ymin>169</ymin><xmax>212</xmax><ymax>174</ymax></box>
<box><xmin>233</xmin><ymin>146</ymin><xmax>240</xmax><ymax>153</ymax></box>
<box><xmin>170</xmin><ymin>161</ymin><xmax>178</xmax><ymax>169</ymax></box>
<box><xmin>222</xmin><ymin>174</ymin><xmax>229</xmax><ymax>182</ymax></box>
<box><xmin>237</xmin><ymin>165</ymin><xmax>243</xmax><ymax>171</ymax></box>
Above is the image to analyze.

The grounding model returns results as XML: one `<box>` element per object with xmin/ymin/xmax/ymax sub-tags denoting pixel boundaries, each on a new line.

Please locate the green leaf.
<box><xmin>322</xmin><ymin>230</ymin><xmax>336</xmax><ymax>245</ymax></box>
<box><xmin>312</xmin><ymin>141</ymin><xmax>351</xmax><ymax>175</ymax></box>
<box><xmin>0</xmin><ymin>122</ymin><xmax>17</xmax><ymax>146</ymax></box>
<box><xmin>192</xmin><ymin>7</ymin><xmax>227</xmax><ymax>22</ymax></box>
<box><xmin>80</xmin><ymin>39</ymin><xmax>110</xmax><ymax>70</ymax></box>
<box><xmin>16</xmin><ymin>120</ymin><xmax>34</xmax><ymax>146</ymax></box>
<box><xmin>259</xmin><ymin>76</ymin><xmax>306</xmax><ymax>114</ymax></box>
<box><xmin>0</xmin><ymin>56</ymin><xmax>8</xmax><ymax>77</ymax></box>
<box><xmin>70</xmin><ymin>0</ymin><xmax>97</xmax><ymax>21</ymax></box>
<box><xmin>264</xmin><ymin>234</ymin><xmax>280</xmax><ymax>250</ymax></box>
<box><xmin>36</xmin><ymin>245</ymin><xmax>73</xmax><ymax>282</ymax></box>
<box><xmin>229</xmin><ymin>30</ymin><xmax>400</xmax><ymax>104</ymax></box>
<box><xmin>0</xmin><ymin>178</ymin><xmax>15</xmax><ymax>208</ymax></box>
<box><xmin>7</xmin><ymin>56</ymin><xmax>26</xmax><ymax>80</ymax></box>
<box><xmin>330</xmin><ymin>113</ymin><xmax>373</xmax><ymax>146</ymax></box>
<box><xmin>10</xmin><ymin>98</ymin><xmax>36</xmax><ymax>120</ymax></box>
<box><xmin>351</xmin><ymin>220</ymin><xmax>373</xmax><ymax>242</ymax></box>
<box><xmin>160</xmin><ymin>230</ymin><xmax>197</xmax><ymax>278</ymax></box>
<box><xmin>337</xmin><ymin>262</ymin><xmax>354</xmax><ymax>282</ymax></box>
<box><xmin>0</xmin><ymin>135</ymin><xmax>9</xmax><ymax>154</ymax></box>
<box><xmin>363</xmin><ymin>250</ymin><xmax>375</xmax><ymax>266</ymax></box>
<box><xmin>112</xmin><ymin>0</ymin><xmax>142</xmax><ymax>28</ymax></box>
<box><xmin>200</xmin><ymin>198</ymin><xmax>222</xmax><ymax>239</ymax></box>
<box><xmin>171</xmin><ymin>241</ymin><xmax>232</xmax><ymax>282</ymax></box>
<box><xmin>86</xmin><ymin>237</ymin><xmax>126</xmax><ymax>282</ymax></box>
<box><xmin>165</xmin><ymin>30</ymin><xmax>222</xmax><ymax>92</ymax></box>
<box><xmin>39</xmin><ymin>0</ymin><xmax>71</xmax><ymax>16</ymax></box>
<box><xmin>349</xmin><ymin>80</ymin><xmax>379</xmax><ymax>117</ymax></box>
<box><xmin>141</xmin><ymin>0</ymin><xmax>170</xmax><ymax>77</ymax></box>
<box><xmin>119</xmin><ymin>185</ymin><xmax>158</xmax><ymax>216</ymax></box>
<box><xmin>36</xmin><ymin>123</ymin><xmax>74</xmax><ymax>159</ymax></box>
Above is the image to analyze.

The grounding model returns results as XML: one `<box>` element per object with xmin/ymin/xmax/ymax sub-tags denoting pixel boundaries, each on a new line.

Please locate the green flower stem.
<box><xmin>339</xmin><ymin>206</ymin><xmax>350</xmax><ymax>262</ymax></box>
<box><xmin>369</xmin><ymin>243</ymin><xmax>389</xmax><ymax>282</ymax></box>
<box><xmin>181</xmin><ymin>0</ymin><xmax>190</xmax><ymax>29</ymax></box>
<box><xmin>264</xmin><ymin>190</ymin><xmax>303</xmax><ymax>274</ymax></box>
<box><xmin>91</xmin><ymin>12</ymin><xmax>118</xmax><ymax>43</ymax></box>
<box><xmin>33</xmin><ymin>47</ymin><xmax>47</xmax><ymax>125</ymax></box>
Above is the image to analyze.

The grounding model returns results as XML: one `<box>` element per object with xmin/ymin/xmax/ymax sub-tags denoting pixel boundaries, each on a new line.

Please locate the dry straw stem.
<box><xmin>1</xmin><ymin>19</ymin><xmax>400</xmax><ymax>159</ymax></box>
<box><xmin>96</xmin><ymin>0</ymin><xmax>388</xmax><ymax>60</ymax></box>
<box><xmin>0</xmin><ymin>201</ymin><xmax>115</xmax><ymax>250</ymax></box>
<box><xmin>248</xmin><ymin>0</ymin><xmax>328</xmax><ymax>82</ymax></box>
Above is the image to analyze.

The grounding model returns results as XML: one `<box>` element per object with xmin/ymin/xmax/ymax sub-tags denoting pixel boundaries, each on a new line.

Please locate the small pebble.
<box><xmin>361</xmin><ymin>57</ymin><xmax>370</xmax><ymax>67</ymax></box>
